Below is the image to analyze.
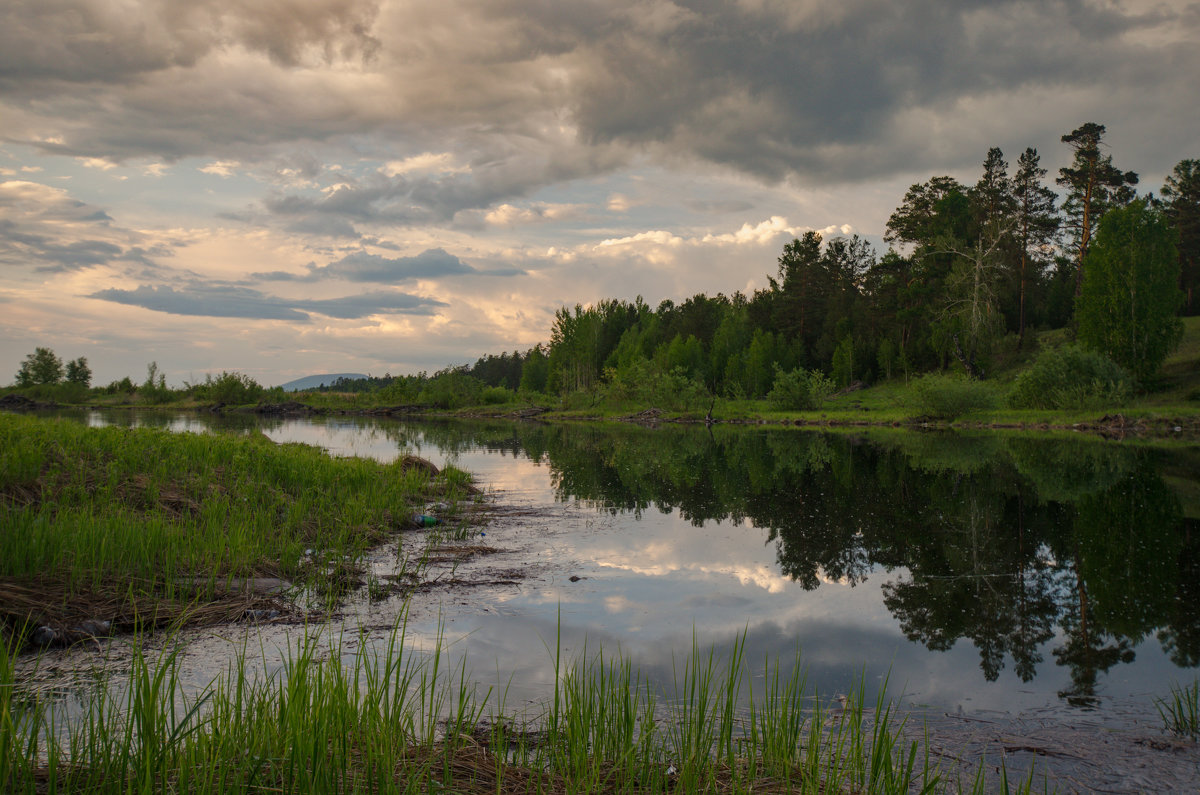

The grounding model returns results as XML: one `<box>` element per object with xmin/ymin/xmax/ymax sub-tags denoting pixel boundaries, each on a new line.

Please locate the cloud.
<box><xmin>199</xmin><ymin>160</ymin><xmax>241</xmax><ymax>177</ymax></box>
<box><xmin>258</xmin><ymin>247</ymin><xmax>479</xmax><ymax>283</ymax></box>
<box><xmin>0</xmin><ymin>180</ymin><xmax>158</xmax><ymax>273</ymax></box>
<box><xmin>6</xmin><ymin>0</ymin><xmax>1195</xmax><ymax>198</ymax></box>
<box><xmin>685</xmin><ymin>199</ymin><xmax>755</xmax><ymax>214</ymax></box>
<box><xmin>88</xmin><ymin>282</ymin><xmax>445</xmax><ymax>321</ymax></box>
<box><xmin>483</xmin><ymin>202</ymin><xmax>584</xmax><ymax>227</ymax></box>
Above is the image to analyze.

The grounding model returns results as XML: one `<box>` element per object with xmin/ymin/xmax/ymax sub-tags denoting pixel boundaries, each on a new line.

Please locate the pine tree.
<box><xmin>1056</xmin><ymin>122</ymin><xmax>1138</xmax><ymax>295</ymax></box>
<box><xmin>1011</xmin><ymin>148</ymin><xmax>1059</xmax><ymax>344</ymax></box>
<box><xmin>1161</xmin><ymin>158</ymin><xmax>1200</xmax><ymax>315</ymax></box>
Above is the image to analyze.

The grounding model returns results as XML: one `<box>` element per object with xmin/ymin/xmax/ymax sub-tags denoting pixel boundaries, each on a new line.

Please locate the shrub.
<box><xmin>910</xmin><ymin>373</ymin><xmax>998</xmax><ymax>420</ymax></box>
<box><xmin>416</xmin><ymin>369</ymin><xmax>484</xmax><ymax>409</ymax></box>
<box><xmin>768</xmin><ymin>366</ymin><xmax>834</xmax><ymax>411</ymax></box>
<box><xmin>600</xmin><ymin>360</ymin><xmax>709</xmax><ymax>411</ymax></box>
<box><xmin>481</xmin><ymin>386</ymin><xmax>514</xmax><ymax>405</ymax></box>
<box><xmin>1008</xmin><ymin>344</ymin><xmax>1133</xmax><ymax>410</ymax></box>
<box><xmin>191</xmin><ymin>371</ymin><xmax>265</xmax><ymax>405</ymax></box>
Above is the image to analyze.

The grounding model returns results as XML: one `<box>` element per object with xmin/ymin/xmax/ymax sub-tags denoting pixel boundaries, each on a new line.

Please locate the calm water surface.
<box><xmin>54</xmin><ymin>410</ymin><xmax>1200</xmax><ymax>717</ymax></box>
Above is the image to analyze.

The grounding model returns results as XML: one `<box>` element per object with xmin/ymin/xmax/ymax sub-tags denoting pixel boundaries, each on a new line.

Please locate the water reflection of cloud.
<box><xmin>595</xmin><ymin>558</ymin><xmax>791</xmax><ymax>594</ymax></box>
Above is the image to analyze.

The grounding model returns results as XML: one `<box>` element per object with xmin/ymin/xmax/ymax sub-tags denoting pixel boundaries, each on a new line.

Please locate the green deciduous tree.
<box><xmin>1161</xmin><ymin>158</ymin><xmax>1200</xmax><ymax>315</ymax></box>
<box><xmin>1076</xmin><ymin>199</ymin><xmax>1184</xmax><ymax>383</ymax></box>
<box><xmin>15</xmin><ymin>347</ymin><xmax>64</xmax><ymax>387</ymax></box>
<box><xmin>519</xmin><ymin>343</ymin><xmax>549</xmax><ymax>393</ymax></box>
<box><xmin>65</xmin><ymin>356</ymin><xmax>92</xmax><ymax>387</ymax></box>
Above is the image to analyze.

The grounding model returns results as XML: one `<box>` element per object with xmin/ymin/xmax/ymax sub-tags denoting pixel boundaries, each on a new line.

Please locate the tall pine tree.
<box><xmin>1161</xmin><ymin>158</ymin><xmax>1200</xmax><ymax>315</ymax></box>
<box><xmin>1057</xmin><ymin>122</ymin><xmax>1138</xmax><ymax>295</ymax></box>
<box><xmin>1011</xmin><ymin>148</ymin><xmax>1059</xmax><ymax>344</ymax></box>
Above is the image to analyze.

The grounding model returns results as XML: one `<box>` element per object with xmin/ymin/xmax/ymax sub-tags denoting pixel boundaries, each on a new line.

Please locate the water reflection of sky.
<box><xmin>65</xmin><ymin>410</ymin><xmax>1192</xmax><ymax>716</ymax></box>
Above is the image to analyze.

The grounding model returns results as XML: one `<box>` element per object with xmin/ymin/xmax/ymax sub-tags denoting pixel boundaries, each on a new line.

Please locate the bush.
<box><xmin>191</xmin><ymin>371</ymin><xmax>265</xmax><ymax>405</ymax></box>
<box><xmin>600</xmin><ymin>360</ymin><xmax>709</xmax><ymax>411</ymax></box>
<box><xmin>910</xmin><ymin>373</ymin><xmax>998</xmax><ymax>420</ymax></box>
<box><xmin>481</xmin><ymin>386</ymin><xmax>514</xmax><ymax>405</ymax></box>
<box><xmin>1008</xmin><ymin>344</ymin><xmax>1133</xmax><ymax>410</ymax></box>
<box><xmin>13</xmin><ymin>381</ymin><xmax>90</xmax><ymax>404</ymax></box>
<box><xmin>767</xmin><ymin>366</ymin><xmax>834</xmax><ymax>411</ymax></box>
<box><xmin>416</xmin><ymin>369</ymin><xmax>484</xmax><ymax>409</ymax></box>
<box><xmin>103</xmin><ymin>376</ymin><xmax>137</xmax><ymax>395</ymax></box>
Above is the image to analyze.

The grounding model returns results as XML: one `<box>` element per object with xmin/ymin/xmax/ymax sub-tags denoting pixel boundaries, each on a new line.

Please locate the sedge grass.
<box><xmin>1157</xmin><ymin>679</ymin><xmax>1200</xmax><ymax>739</ymax></box>
<box><xmin>0</xmin><ymin>412</ymin><xmax>472</xmax><ymax>640</ymax></box>
<box><xmin>1</xmin><ymin>620</ymin><xmax>1050</xmax><ymax>794</ymax></box>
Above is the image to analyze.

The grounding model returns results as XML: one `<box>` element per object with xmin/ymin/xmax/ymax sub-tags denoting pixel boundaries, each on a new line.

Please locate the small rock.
<box><xmin>31</xmin><ymin>626</ymin><xmax>57</xmax><ymax>647</ymax></box>
<box><xmin>245</xmin><ymin>609</ymin><xmax>280</xmax><ymax>621</ymax></box>
<box><xmin>73</xmin><ymin>619</ymin><xmax>112</xmax><ymax>637</ymax></box>
<box><xmin>569</xmin><ymin>575</ymin><xmax>585</xmax><ymax>582</ymax></box>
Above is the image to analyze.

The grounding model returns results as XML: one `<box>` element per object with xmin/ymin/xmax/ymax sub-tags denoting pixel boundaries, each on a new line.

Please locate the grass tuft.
<box><xmin>1157</xmin><ymin>679</ymin><xmax>1200</xmax><ymax>739</ymax></box>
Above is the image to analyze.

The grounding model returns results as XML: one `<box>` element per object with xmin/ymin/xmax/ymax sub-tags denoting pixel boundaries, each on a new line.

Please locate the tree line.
<box><xmin>492</xmin><ymin>123</ymin><xmax>1192</xmax><ymax>403</ymax></box>
<box><xmin>9</xmin><ymin>122</ymin><xmax>1196</xmax><ymax>408</ymax></box>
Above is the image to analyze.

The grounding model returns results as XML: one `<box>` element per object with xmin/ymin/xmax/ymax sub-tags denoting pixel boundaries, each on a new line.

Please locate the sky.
<box><xmin>2</xmin><ymin>0</ymin><xmax>1199</xmax><ymax>387</ymax></box>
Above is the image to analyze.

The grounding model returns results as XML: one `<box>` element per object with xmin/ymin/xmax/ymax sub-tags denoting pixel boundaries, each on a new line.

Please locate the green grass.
<box><xmin>0</xmin><ymin>413</ymin><xmax>472</xmax><ymax>641</ymax></box>
<box><xmin>1</xmin><ymin>623</ymin><xmax>1048</xmax><ymax>794</ymax></box>
<box><xmin>1157</xmin><ymin>679</ymin><xmax>1200</xmax><ymax>739</ymax></box>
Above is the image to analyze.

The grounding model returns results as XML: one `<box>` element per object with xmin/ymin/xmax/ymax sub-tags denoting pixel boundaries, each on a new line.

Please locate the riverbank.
<box><xmin>6</xmin><ymin>412</ymin><xmax>1200</xmax><ymax>793</ymax></box>
<box><xmin>0</xmin><ymin>412</ymin><xmax>480</xmax><ymax>650</ymax></box>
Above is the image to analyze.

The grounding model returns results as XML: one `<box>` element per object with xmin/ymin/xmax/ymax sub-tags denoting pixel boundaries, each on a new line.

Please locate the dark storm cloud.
<box><xmin>0</xmin><ymin>0</ymin><xmax>382</xmax><ymax>84</ymax></box>
<box><xmin>2</xmin><ymin>1</ymin><xmax>1197</xmax><ymax>188</ymax></box>
<box><xmin>565</xmin><ymin>0</ymin><xmax>1199</xmax><ymax>180</ymax></box>
<box><xmin>88</xmin><ymin>282</ymin><xmax>445</xmax><ymax>321</ymax></box>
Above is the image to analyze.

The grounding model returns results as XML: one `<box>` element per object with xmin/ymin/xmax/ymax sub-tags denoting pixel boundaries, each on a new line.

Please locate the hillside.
<box><xmin>277</xmin><ymin>373</ymin><xmax>367</xmax><ymax>392</ymax></box>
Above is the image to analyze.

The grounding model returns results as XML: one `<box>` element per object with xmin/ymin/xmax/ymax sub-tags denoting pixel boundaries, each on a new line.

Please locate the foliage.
<box><xmin>831</xmin><ymin>337</ymin><xmax>854</xmax><ymax>387</ymax></box>
<box><xmin>189</xmin><ymin>371</ymin><xmax>265</xmax><ymax>405</ymax></box>
<box><xmin>1157</xmin><ymin>680</ymin><xmax>1200</xmax><ymax>739</ymax></box>
<box><xmin>416</xmin><ymin>368</ymin><xmax>484</xmax><ymax>409</ymax></box>
<box><xmin>1057</xmin><ymin>122</ymin><xmax>1139</xmax><ymax>292</ymax></box>
<box><xmin>767</xmin><ymin>365</ymin><xmax>834</xmax><ymax>411</ymax></box>
<box><xmin>1008</xmin><ymin>344</ymin><xmax>1133</xmax><ymax>409</ymax></box>
<box><xmin>480</xmin><ymin>386</ymin><xmax>514</xmax><ymax>405</ymax></box>
<box><xmin>0</xmin><ymin>615</ymin><xmax>1052</xmax><ymax>795</ymax></box>
<box><xmin>0</xmin><ymin>412</ymin><xmax>469</xmax><ymax>629</ymax></box>
<box><xmin>908</xmin><ymin>373</ymin><xmax>999</xmax><ymax>420</ymax></box>
<box><xmin>64</xmin><ymin>356</ymin><xmax>91</xmax><ymax>387</ymax></box>
<box><xmin>14</xmin><ymin>347</ymin><xmax>63</xmax><ymax>387</ymax></box>
<box><xmin>519</xmin><ymin>343</ymin><xmax>549</xmax><ymax>393</ymax></box>
<box><xmin>139</xmin><ymin>361</ymin><xmax>174</xmax><ymax>404</ymax></box>
<box><xmin>1011</xmin><ymin>147</ymin><xmax>1060</xmax><ymax>342</ymax></box>
<box><xmin>102</xmin><ymin>376</ymin><xmax>137</xmax><ymax>395</ymax></box>
<box><xmin>600</xmin><ymin>359</ymin><xmax>709</xmax><ymax>411</ymax></box>
<box><xmin>1161</xmin><ymin>158</ymin><xmax>1200</xmax><ymax>316</ymax></box>
<box><xmin>1076</xmin><ymin>199</ymin><xmax>1184</xmax><ymax>383</ymax></box>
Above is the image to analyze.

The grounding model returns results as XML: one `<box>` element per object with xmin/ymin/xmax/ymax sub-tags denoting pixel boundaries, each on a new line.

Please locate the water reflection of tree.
<box><xmin>1159</xmin><ymin>522</ymin><xmax>1200</xmax><ymax>667</ymax></box>
<box><xmin>363</xmin><ymin>418</ymin><xmax>1197</xmax><ymax>698</ymax></box>
<box><xmin>1051</xmin><ymin>468</ymin><xmax>1184</xmax><ymax>705</ymax></box>
<box><xmin>880</xmin><ymin>481</ymin><xmax>1060</xmax><ymax>682</ymax></box>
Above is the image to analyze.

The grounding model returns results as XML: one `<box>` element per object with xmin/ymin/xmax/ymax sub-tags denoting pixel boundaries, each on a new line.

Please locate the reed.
<box><xmin>1157</xmin><ymin>679</ymin><xmax>1200</xmax><ymax>739</ymax></box>
<box><xmin>2</xmin><ymin>619</ymin><xmax>1050</xmax><ymax>794</ymax></box>
<box><xmin>0</xmin><ymin>413</ymin><xmax>472</xmax><ymax>640</ymax></box>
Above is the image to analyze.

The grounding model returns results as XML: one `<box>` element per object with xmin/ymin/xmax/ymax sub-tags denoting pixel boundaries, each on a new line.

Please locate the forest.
<box><xmin>8</xmin><ymin>123</ymin><xmax>1198</xmax><ymax>415</ymax></box>
<box><xmin>447</xmin><ymin>123</ymin><xmax>1196</xmax><ymax>406</ymax></box>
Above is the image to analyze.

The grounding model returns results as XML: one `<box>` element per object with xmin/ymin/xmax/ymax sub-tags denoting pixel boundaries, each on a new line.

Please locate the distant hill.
<box><xmin>277</xmin><ymin>373</ymin><xmax>368</xmax><ymax>392</ymax></box>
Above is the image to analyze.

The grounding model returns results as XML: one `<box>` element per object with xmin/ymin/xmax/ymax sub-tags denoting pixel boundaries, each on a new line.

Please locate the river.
<box><xmin>15</xmin><ymin>409</ymin><xmax>1200</xmax><ymax>789</ymax></box>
